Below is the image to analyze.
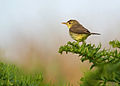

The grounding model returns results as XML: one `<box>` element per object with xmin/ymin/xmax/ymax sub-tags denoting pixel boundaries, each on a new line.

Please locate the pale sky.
<box><xmin>0</xmin><ymin>0</ymin><xmax>120</xmax><ymax>59</ymax></box>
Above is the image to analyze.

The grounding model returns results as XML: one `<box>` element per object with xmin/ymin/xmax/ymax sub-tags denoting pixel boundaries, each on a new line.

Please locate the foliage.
<box><xmin>59</xmin><ymin>40</ymin><xmax>120</xmax><ymax>86</ymax></box>
<box><xmin>0</xmin><ymin>62</ymin><xmax>51</xmax><ymax>86</ymax></box>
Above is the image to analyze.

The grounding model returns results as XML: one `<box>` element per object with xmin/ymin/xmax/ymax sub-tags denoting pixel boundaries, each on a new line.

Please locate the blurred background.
<box><xmin>0</xmin><ymin>0</ymin><xmax>120</xmax><ymax>85</ymax></box>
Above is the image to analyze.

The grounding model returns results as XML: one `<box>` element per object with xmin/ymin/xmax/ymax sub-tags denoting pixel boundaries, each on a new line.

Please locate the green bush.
<box><xmin>59</xmin><ymin>40</ymin><xmax>120</xmax><ymax>86</ymax></box>
<box><xmin>0</xmin><ymin>62</ymin><xmax>51</xmax><ymax>86</ymax></box>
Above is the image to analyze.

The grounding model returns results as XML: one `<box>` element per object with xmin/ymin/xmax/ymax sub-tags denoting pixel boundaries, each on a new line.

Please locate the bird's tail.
<box><xmin>91</xmin><ymin>33</ymin><xmax>100</xmax><ymax>35</ymax></box>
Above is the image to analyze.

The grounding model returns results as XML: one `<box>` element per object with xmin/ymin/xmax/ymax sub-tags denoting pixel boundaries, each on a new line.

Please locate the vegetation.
<box><xmin>0</xmin><ymin>40</ymin><xmax>120</xmax><ymax>86</ymax></box>
<box><xmin>0</xmin><ymin>62</ymin><xmax>51</xmax><ymax>86</ymax></box>
<box><xmin>59</xmin><ymin>40</ymin><xmax>120</xmax><ymax>86</ymax></box>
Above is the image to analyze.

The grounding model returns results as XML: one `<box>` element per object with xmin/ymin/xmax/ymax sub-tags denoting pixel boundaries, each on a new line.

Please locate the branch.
<box><xmin>59</xmin><ymin>41</ymin><xmax>120</xmax><ymax>69</ymax></box>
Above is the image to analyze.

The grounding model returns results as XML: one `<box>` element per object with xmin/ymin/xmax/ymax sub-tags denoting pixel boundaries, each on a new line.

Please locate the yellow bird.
<box><xmin>62</xmin><ymin>20</ymin><xmax>100</xmax><ymax>43</ymax></box>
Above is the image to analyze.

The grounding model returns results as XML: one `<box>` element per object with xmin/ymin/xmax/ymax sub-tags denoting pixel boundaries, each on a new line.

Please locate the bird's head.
<box><xmin>62</xmin><ymin>20</ymin><xmax>79</xmax><ymax>28</ymax></box>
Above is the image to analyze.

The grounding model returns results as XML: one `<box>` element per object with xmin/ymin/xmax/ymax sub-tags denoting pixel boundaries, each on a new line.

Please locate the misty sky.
<box><xmin>0</xmin><ymin>0</ymin><xmax>120</xmax><ymax>52</ymax></box>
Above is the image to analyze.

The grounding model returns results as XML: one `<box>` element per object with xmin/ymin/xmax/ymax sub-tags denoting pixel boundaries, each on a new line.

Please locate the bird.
<box><xmin>62</xmin><ymin>19</ymin><xmax>100</xmax><ymax>43</ymax></box>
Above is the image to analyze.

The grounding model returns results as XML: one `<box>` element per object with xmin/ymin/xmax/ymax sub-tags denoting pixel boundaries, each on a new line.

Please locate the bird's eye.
<box><xmin>69</xmin><ymin>22</ymin><xmax>71</xmax><ymax>24</ymax></box>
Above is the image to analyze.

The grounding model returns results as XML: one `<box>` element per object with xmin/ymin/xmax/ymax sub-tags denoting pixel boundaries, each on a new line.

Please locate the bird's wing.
<box><xmin>69</xmin><ymin>24</ymin><xmax>90</xmax><ymax>34</ymax></box>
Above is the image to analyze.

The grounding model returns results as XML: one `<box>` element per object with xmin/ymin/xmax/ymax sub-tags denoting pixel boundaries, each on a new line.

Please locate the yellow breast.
<box><xmin>69</xmin><ymin>31</ymin><xmax>89</xmax><ymax>42</ymax></box>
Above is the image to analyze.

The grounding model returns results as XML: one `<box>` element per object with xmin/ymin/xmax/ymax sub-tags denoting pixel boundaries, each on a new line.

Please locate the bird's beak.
<box><xmin>62</xmin><ymin>22</ymin><xmax>67</xmax><ymax>24</ymax></box>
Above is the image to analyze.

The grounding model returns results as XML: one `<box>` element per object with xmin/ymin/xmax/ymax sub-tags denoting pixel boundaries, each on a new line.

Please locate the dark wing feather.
<box><xmin>69</xmin><ymin>24</ymin><xmax>90</xmax><ymax>34</ymax></box>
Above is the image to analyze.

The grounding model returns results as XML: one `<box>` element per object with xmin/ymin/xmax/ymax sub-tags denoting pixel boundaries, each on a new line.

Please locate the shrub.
<box><xmin>0</xmin><ymin>62</ymin><xmax>51</xmax><ymax>86</ymax></box>
<box><xmin>59</xmin><ymin>40</ymin><xmax>120</xmax><ymax>86</ymax></box>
